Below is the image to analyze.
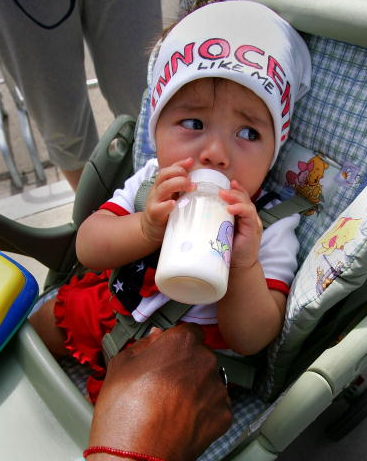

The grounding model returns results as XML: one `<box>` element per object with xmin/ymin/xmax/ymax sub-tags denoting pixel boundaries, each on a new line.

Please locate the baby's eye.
<box><xmin>181</xmin><ymin>119</ymin><xmax>203</xmax><ymax>130</ymax></box>
<box><xmin>237</xmin><ymin>127</ymin><xmax>259</xmax><ymax>141</ymax></box>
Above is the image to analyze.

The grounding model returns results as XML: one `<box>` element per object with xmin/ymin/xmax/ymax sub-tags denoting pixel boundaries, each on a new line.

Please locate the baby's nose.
<box><xmin>199</xmin><ymin>137</ymin><xmax>229</xmax><ymax>168</ymax></box>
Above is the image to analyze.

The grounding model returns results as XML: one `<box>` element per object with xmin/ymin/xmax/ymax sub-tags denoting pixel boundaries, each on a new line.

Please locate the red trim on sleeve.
<box><xmin>201</xmin><ymin>323</ymin><xmax>229</xmax><ymax>349</ymax></box>
<box><xmin>99</xmin><ymin>202</ymin><xmax>130</xmax><ymax>216</ymax></box>
<box><xmin>266</xmin><ymin>278</ymin><xmax>290</xmax><ymax>295</ymax></box>
<box><xmin>177</xmin><ymin>322</ymin><xmax>228</xmax><ymax>349</ymax></box>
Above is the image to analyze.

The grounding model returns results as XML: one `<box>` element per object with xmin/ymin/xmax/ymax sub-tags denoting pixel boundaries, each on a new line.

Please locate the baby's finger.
<box><xmin>230</xmin><ymin>179</ymin><xmax>247</xmax><ymax>193</ymax></box>
<box><xmin>147</xmin><ymin>199</ymin><xmax>176</xmax><ymax>221</ymax></box>
<box><xmin>154</xmin><ymin>175</ymin><xmax>195</xmax><ymax>202</ymax></box>
<box><xmin>220</xmin><ymin>187</ymin><xmax>249</xmax><ymax>205</ymax></box>
<box><xmin>172</xmin><ymin>156</ymin><xmax>194</xmax><ymax>170</ymax></box>
<box><xmin>155</xmin><ymin>158</ymin><xmax>194</xmax><ymax>185</ymax></box>
<box><xmin>227</xmin><ymin>201</ymin><xmax>256</xmax><ymax>218</ymax></box>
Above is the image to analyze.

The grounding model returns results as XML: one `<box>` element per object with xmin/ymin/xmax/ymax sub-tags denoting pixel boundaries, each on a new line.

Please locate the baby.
<box><xmin>30</xmin><ymin>0</ymin><xmax>311</xmax><ymax>402</ymax></box>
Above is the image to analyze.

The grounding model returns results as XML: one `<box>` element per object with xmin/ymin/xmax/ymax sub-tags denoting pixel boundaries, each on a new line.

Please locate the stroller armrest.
<box><xmin>0</xmin><ymin>321</ymin><xmax>93</xmax><ymax>458</ymax></box>
<box><xmin>0</xmin><ymin>214</ymin><xmax>76</xmax><ymax>272</ymax></box>
<box><xmin>0</xmin><ymin>114</ymin><xmax>135</xmax><ymax>280</ymax></box>
<box><xmin>309</xmin><ymin>315</ymin><xmax>367</xmax><ymax>395</ymax></box>
<box><xmin>73</xmin><ymin>114</ymin><xmax>135</xmax><ymax>227</ymax></box>
<box><xmin>235</xmin><ymin>314</ymin><xmax>367</xmax><ymax>459</ymax></box>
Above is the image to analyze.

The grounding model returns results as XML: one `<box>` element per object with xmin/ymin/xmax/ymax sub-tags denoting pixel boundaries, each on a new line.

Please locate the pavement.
<box><xmin>0</xmin><ymin>1</ymin><xmax>366</xmax><ymax>458</ymax></box>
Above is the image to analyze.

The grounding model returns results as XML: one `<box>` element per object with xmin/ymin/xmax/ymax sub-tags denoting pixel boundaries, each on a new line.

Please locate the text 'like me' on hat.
<box><xmin>148</xmin><ymin>0</ymin><xmax>312</xmax><ymax>168</ymax></box>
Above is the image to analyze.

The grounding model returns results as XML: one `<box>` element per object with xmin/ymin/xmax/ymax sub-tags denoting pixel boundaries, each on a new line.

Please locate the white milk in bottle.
<box><xmin>155</xmin><ymin>169</ymin><xmax>234</xmax><ymax>304</ymax></box>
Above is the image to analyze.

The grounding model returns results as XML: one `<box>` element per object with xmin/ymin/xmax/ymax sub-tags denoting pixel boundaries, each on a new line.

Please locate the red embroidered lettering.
<box><xmin>281</xmin><ymin>118</ymin><xmax>290</xmax><ymax>141</ymax></box>
<box><xmin>281</xmin><ymin>81</ymin><xmax>291</xmax><ymax>117</ymax></box>
<box><xmin>155</xmin><ymin>62</ymin><xmax>171</xmax><ymax>96</ymax></box>
<box><xmin>267</xmin><ymin>56</ymin><xmax>285</xmax><ymax>94</ymax></box>
<box><xmin>171</xmin><ymin>42</ymin><xmax>195</xmax><ymax>75</ymax></box>
<box><xmin>235</xmin><ymin>45</ymin><xmax>264</xmax><ymax>69</ymax></box>
<box><xmin>199</xmin><ymin>38</ymin><xmax>230</xmax><ymax>60</ymax></box>
<box><xmin>151</xmin><ymin>95</ymin><xmax>157</xmax><ymax>110</ymax></box>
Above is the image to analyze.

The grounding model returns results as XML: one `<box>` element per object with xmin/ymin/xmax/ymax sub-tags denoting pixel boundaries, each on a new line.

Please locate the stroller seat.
<box><xmin>0</xmin><ymin>1</ymin><xmax>367</xmax><ymax>460</ymax></box>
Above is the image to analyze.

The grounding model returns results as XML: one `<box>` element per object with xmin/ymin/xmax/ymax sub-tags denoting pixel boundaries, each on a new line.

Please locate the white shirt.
<box><xmin>104</xmin><ymin>158</ymin><xmax>300</xmax><ymax>325</ymax></box>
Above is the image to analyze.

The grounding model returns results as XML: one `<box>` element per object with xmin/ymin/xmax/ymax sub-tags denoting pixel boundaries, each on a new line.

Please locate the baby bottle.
<box><xmin>155</xmin><ymin>169</ymin><xmax>234</xmax><ymax>304</ymax></box>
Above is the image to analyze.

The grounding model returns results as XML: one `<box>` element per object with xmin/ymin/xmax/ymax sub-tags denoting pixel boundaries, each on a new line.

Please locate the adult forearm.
<box><xmin>217</xmin><ymin>261</ymin><xmax>285</xmax><ymax>355</ymax></box>
<box><xmin>86</xmin><ymin>325</ymin><xmax>232</xmax><ymax>461</ymax></box>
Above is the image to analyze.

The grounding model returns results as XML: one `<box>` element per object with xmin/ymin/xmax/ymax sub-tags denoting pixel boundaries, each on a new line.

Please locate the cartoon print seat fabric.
<box><xmin>262</xmin><ymin>183</ymin><xmax>367</xmax><ymax>401</ymax></box>
<box><xmin>260</xmin><ymin>35</ymin><xmax>367</xmax><ymax>400</ymax></box>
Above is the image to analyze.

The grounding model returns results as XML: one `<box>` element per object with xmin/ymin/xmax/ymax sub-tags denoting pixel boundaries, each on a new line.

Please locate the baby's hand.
<box><xmin>141</xmin><ymin>157</ymin><xmax>195</xmax><ymax>244</ymax></box>
<box><xmin>219</xmin><ymin>180</ymin><xmax>262</xmax><ymax>270</ymax></box>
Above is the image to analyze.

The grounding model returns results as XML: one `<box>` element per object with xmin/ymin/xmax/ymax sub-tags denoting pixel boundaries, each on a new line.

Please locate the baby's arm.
<box><xmin>76</xmin><ymin>158</ymin><xmax>195</xmax><ymax>270</ymax></box>
<box><xmin>217</xmin><ymin>180</ymin><xmax>287</xmax><ymax>356</ymax></box>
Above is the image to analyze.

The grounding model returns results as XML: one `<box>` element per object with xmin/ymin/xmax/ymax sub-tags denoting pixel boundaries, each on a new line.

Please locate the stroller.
<box><xmin>1</xmin><ymin>1</ymin><xmax>367</xmax><ymax>459</ymax></box>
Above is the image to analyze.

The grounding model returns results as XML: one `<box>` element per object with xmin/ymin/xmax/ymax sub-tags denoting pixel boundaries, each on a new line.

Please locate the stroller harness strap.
<box><xmin>102</xmin><ymin>174</ymin><xmax>314</xmax><ymax>388</ymax></box>
<box><xmin>258</xmin><ymin>194</ymin><xmax>314</xmax><ymax>229</ymax></box>
<box><xmin>102</xmin><ymin>301</ymin><xmax>257</xmax><ymax>389</ymax></box>
<box><xmin>102</xmin><ymin>300</ymin><xmax>191</xmax><ymax>362</ymax></box>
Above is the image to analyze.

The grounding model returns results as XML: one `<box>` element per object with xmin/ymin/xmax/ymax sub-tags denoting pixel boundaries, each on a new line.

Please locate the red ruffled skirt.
<box><xmin>54</xmin><ymin>270</ymin><xmax>227</xmax><ymax>403</ymax></box>
<box><xmin>55</xmin><ymin>270</ymin><xmax>129</xmax><ymax>402</ymax></box>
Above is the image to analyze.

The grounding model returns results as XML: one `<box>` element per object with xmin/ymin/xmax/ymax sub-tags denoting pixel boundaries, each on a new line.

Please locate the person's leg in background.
<box><xmin>0</xmin><ymin>0</ymin><xmax>99</xmax><ymax>191</ymax></box>
<box><xmin>83</xmin><ymin>0</ymin><xmax>164</xmax><ymax>119</ymax></box>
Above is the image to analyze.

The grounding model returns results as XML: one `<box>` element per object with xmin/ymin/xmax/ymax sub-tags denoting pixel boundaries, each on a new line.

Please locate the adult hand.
<box><xmin>87</xmin><ymin>324</ymin><xmax>232</xmax><ymax>461</ymax></box>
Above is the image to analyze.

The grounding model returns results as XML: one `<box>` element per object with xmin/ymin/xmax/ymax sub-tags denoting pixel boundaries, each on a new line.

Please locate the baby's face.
<box><xmin>155</xmin><ymin>78</ymin><xmax>275</xmax><ymax>197</ymax></box>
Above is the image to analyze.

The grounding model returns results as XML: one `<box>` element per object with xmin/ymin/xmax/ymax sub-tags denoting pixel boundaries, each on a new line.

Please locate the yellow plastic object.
<box><xmin>0</xmin><ymin>256</ymin><xmax>25</xmax><ymax>324</ymax></box>
<box><xmin>0</xmin><ymin>252</ymin><xmax>38</xmax><ymax>351</ymax></box>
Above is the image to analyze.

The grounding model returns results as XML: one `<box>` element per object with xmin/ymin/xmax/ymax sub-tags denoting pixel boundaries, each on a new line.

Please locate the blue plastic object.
<box><xmin>0</xmin><ymin>251</ymin><xmax>39</xmax><ymax>351</ymax></box>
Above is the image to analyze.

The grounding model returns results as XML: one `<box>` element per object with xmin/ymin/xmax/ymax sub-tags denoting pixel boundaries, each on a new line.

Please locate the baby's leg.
<box><xmin>29</xmin><ymin>298</ymin><xmax>68</xmax><ymax>357</ymax></box>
